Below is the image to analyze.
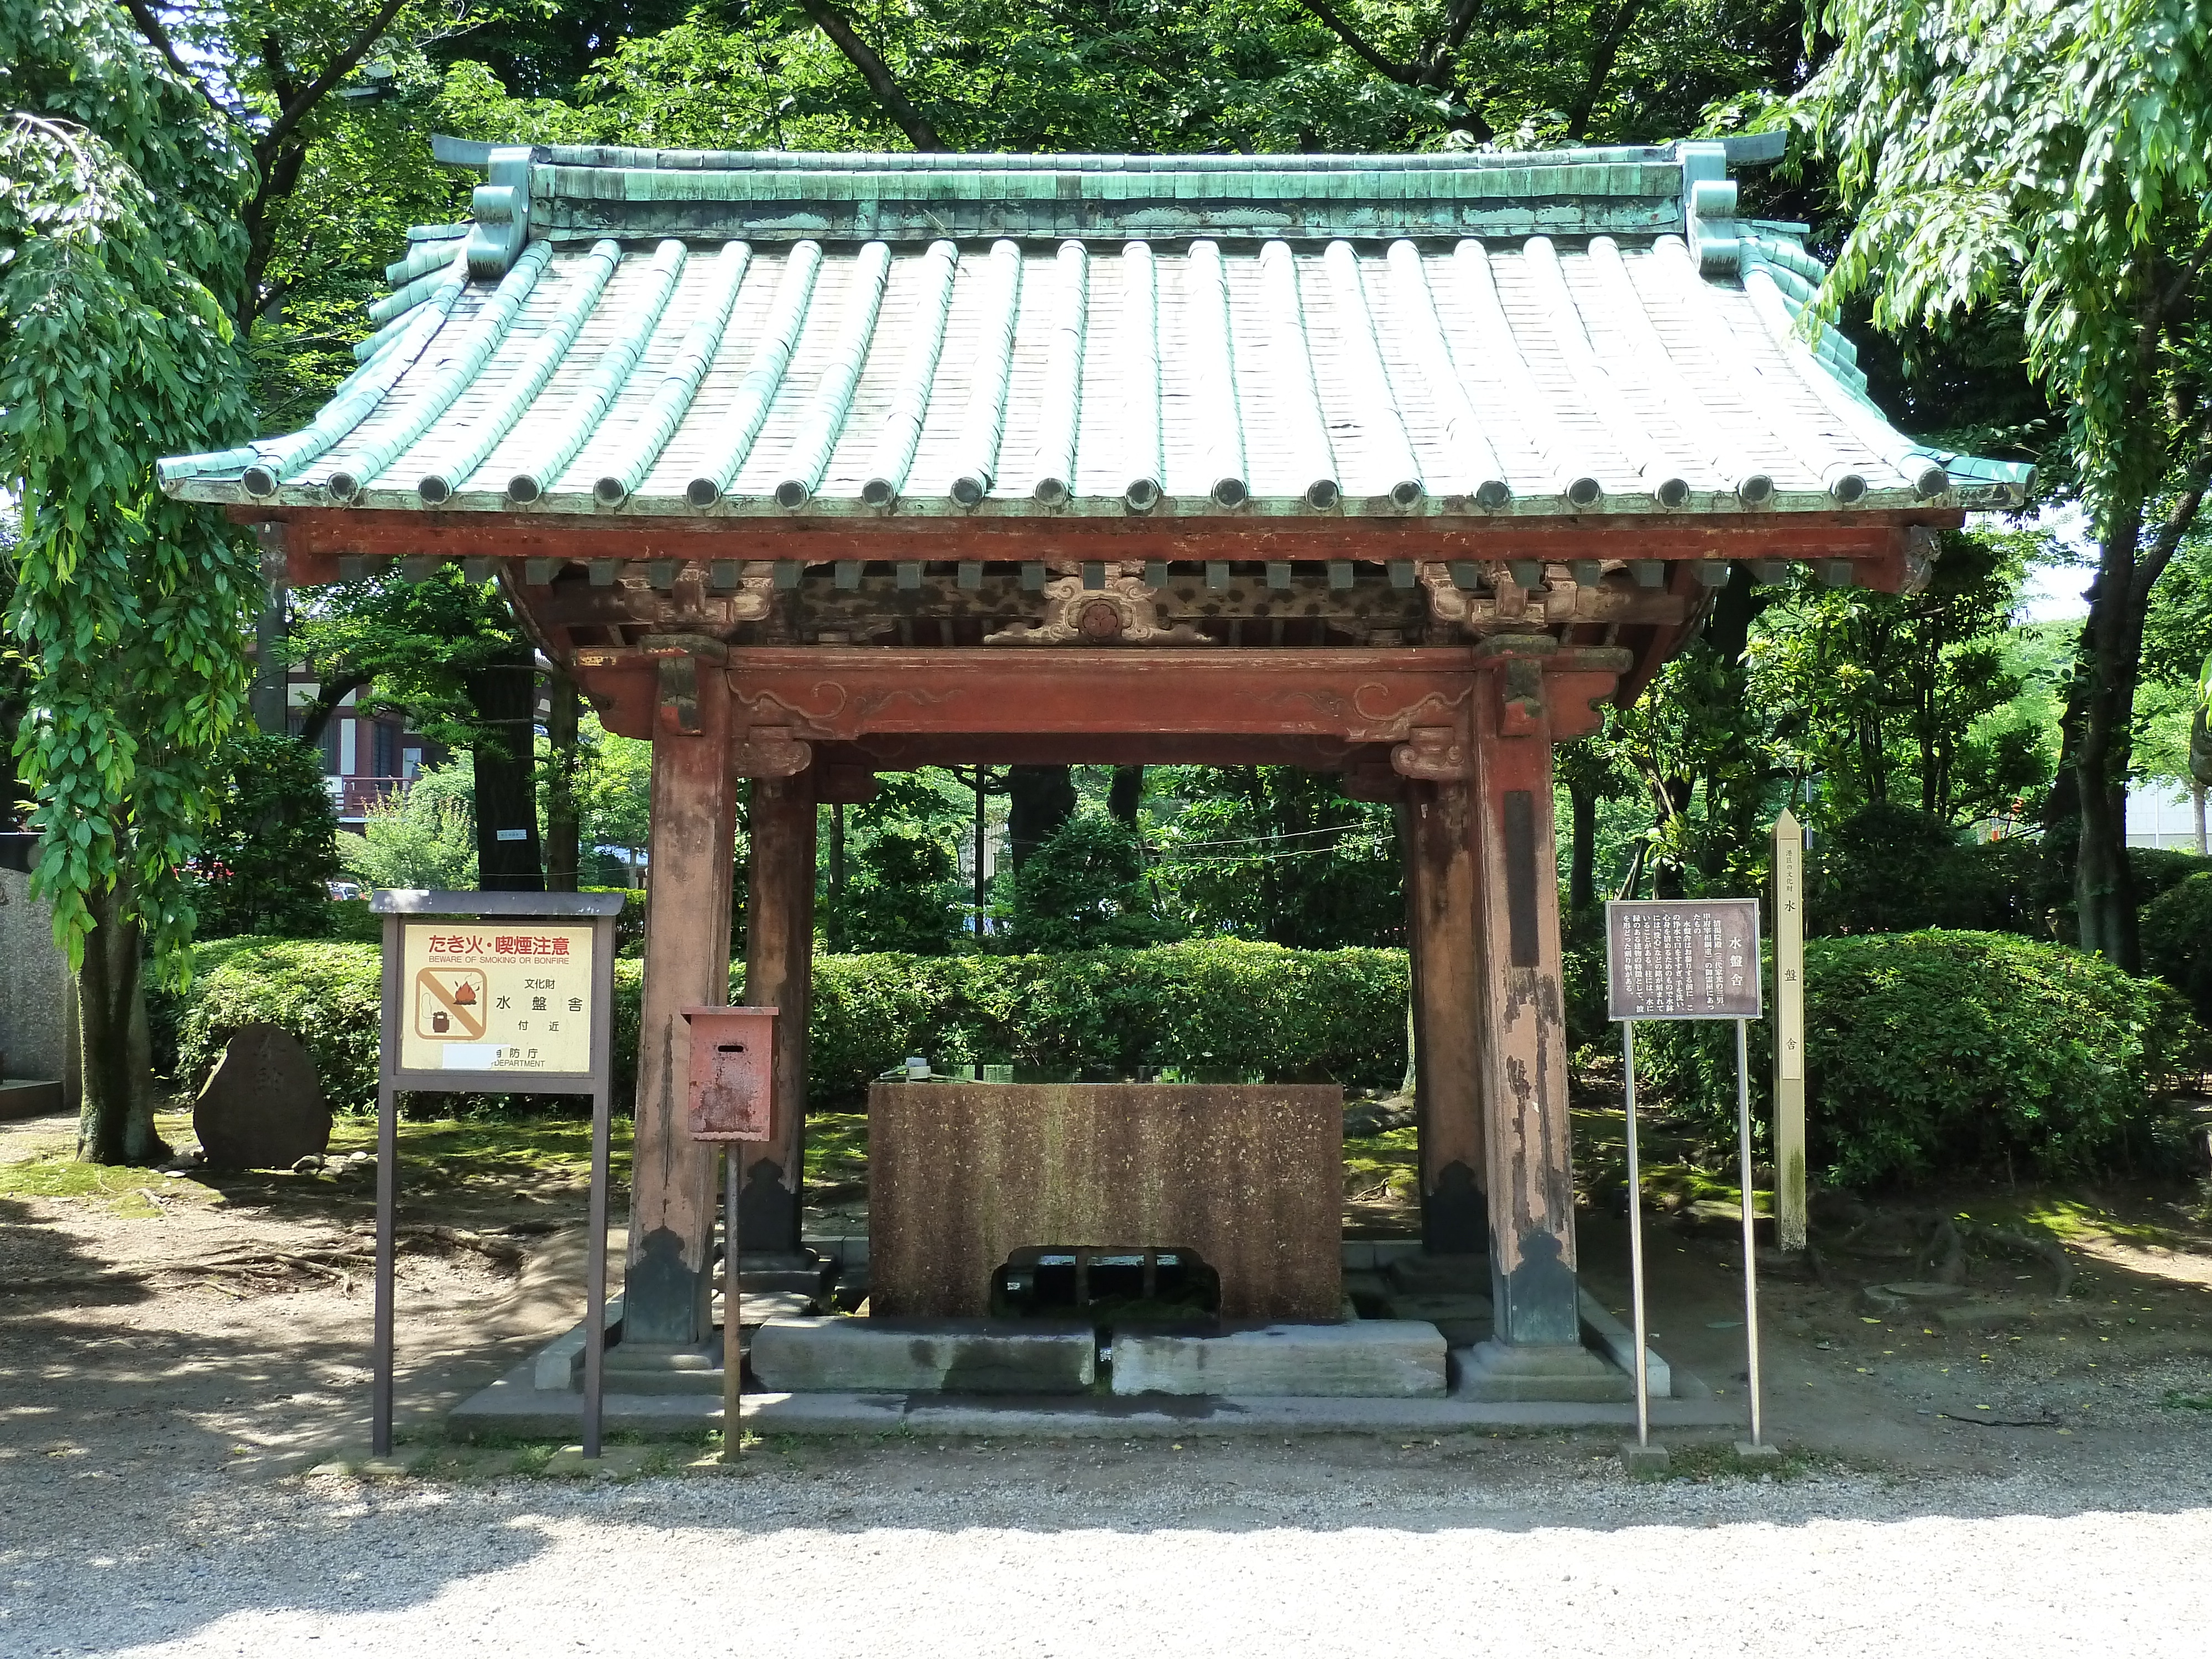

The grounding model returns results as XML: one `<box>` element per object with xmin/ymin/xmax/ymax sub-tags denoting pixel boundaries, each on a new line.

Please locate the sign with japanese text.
<box><xmin>398</xmin><ymin>921</ymin><xmax>596</xmax><ymax>1075</ymax></box>
<box><xmin>1604</xmin><ymin>899</ymin><xmax>1764</xmax><ymax>1022</ymax></box>
<box><xmin>1773</xmin><ymin>831</ymin><xmax>1804</xmax><ymax>1078</ymax></box>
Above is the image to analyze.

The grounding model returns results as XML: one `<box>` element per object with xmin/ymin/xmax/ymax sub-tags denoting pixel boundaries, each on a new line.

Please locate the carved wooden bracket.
<box><xmin>1392</xmin><ymin>725</ymin><xmax>1472</xmax><ymax>780</ymax></box>
<box><xmin>986</xmin><ymin>568</ymin><xmax>1209</xmax><ymax>646</ymax></box>
<box><xmin>731</xmin><ymin>724</ymin><xmax>812</xmax><ymax>778</ymax></box>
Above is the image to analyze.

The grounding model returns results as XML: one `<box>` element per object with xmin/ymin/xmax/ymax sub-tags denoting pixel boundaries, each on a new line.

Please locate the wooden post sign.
<box><xmin>371</xmin><ymin>890</ymin><xmax>625</xmax><ymax>1460</ymax></box>
<box><xmin>1771</xmin><ymin>812</ymin><xmax>1808</xmax><ymax>1254</ymax></box>
<box><xmin>1604</xmin><ymin>897</ymin><xmax>1770</xmax><ymax>1460</ymax></box>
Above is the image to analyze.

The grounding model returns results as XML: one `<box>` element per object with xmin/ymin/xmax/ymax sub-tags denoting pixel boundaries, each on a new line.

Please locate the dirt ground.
<box><xmin>4</xmin><ymin>1100</ymin><xmax>2211</xmax><ymax>1487</ymax></box>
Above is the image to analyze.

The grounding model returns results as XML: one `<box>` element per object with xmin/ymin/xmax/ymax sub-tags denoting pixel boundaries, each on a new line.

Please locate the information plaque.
<box><xmin>398</xmin><ymin>920</ymin><xmax>596</xmax><ymax>1077</ymax></box>
<box><xmin>1604</xmin><ymin>898</ymin><xmax>1764</xmax><ymax>1022</ymax></box>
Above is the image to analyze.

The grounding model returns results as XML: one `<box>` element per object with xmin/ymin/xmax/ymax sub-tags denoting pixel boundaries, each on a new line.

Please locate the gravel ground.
<box><xmin>4</xmin><ymin>1436</ymin><xmax>2211</xmax><ymax>1658</ymax></box>
<box><xmin>9</xmin><ymin>1104</ymin><xmax>2212</xmax><ymax>1659</ymax></box>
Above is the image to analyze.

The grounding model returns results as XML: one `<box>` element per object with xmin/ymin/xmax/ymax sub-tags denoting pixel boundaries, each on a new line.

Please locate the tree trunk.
<box><xmin>463</xmin><ymin>643</ymin><xmax>543</xmax><ymax>891</ymax></box>
<box><xmin>75</xmin><ymin>871</ymin><xmax>164</xmax><ymax>1166</ymax></box>
<box><xmin>2073</xmin><ymin>528</ymin><xmax>2149</xmax><ymax>969</ymax></box>
<box><xmin>1107</xmin><ymin>765</ymin><xmax>1144</xmax><ymax>825</ymax></box>
<box><xmin>2193</xmin><ymin>784</ymin><xmax>2207</xmax><ymax>858</ymax></box>
<box><xmin>250</xmin><ymin>539</ymin><xmax>289</xmax><ymax>736</ymax></box>
<box><xmin>827</xmin><ymin>801</ymin><xmax>847</xmax><ymax>952</ymax></box>
<box><xmin>1566</xmin><ymin>773</ymin><xmax>1598</xmax><ymax>915</ymax></box>
<box><xmin>542</xmin><ymin>669</ymin><xmax>581</xmax><ymax>892</ymax></box>
<box><xmin>1006</xmin><ymin>764</ymin><xmax>1076</xmax><ymax>868</ymax></box>
<box><xmin>972</xmin><ymin>779</ymin><xmax>987</xmax><ymax>927</ymax></box>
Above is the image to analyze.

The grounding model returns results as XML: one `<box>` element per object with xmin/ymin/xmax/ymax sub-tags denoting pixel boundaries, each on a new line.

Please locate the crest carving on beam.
<box><xmin>985</xmin><ymin>567</ymin><xmax>1209</xmax><ymax>646</ymax></box>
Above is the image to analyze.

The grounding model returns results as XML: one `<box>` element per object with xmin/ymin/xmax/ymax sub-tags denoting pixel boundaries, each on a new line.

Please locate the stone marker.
<box><xmin>1110</xmin><ymin>1320</ymin><xmax>1448</xmax><ymax>1398</ymax></box>
<box><xmin>193</xmin><ymin>1022</ymin><xmax>330</xmax><ymax>1170</ymax></box>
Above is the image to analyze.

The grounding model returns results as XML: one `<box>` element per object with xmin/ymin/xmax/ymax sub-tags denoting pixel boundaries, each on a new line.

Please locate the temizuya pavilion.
<box><xmin>161</xmin><ymin>134</ymin><xmax>2023</xmax><ymax>1389</ymax></box>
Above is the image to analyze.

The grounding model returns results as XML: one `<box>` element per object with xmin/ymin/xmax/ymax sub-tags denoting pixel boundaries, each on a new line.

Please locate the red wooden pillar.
<box><xmin>1470</xmin><ymin>658</ymin><xmax>1580</xmax><ymax>1348</ymax></box>
<box><xmin>1406</xmin><ymin>778</ymin><xmax>1487</xmax><ymax>1253</ymax></box>
<box><xmin>624</xmin><ymin>656</ymin><xmax>738</xmax><ymax>1347</ymax></box>
<box><xmin>738</xmin><ymin>770</ymin><xmax>816</xmax><ymax>1256</ymax></box>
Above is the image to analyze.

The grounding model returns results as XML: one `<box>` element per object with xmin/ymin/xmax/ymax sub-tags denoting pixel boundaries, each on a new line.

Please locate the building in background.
<box><xmin>286</xmin><ymin>675</ymin><xmax>445</xmax><ymax>830</ymax></box>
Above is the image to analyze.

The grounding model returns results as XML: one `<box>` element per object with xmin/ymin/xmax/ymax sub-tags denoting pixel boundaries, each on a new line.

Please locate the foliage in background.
<box><xmin>337</xmin><ymin>757</ymin><xmax>478</xmax><ymax>889</ymax></box>
<box><xmin>1004</xmin><ymin>811</ymin><xmax>1179</xmax><ymax>952</ymax></box>
<box><xmin>1751</xmin><ymin>530</ymin><xmax>2052</xmax><ymax>825</ymax></box>
<box><xmin>431</xmin><ymin>0</ymin><xmax>1813</xmax><ymax>159</ymax></box>
<box><xmin>2142</xmin><ymin>873</ymin><xmax>2212</xmax><ymax>1024</ymax></box>
<box><xmin>1147</xmin><ymin>765</ymin><xmax>1402</xmax><ymax>948</ymax></box>
<box><xmin>163</xmin><ymin>937</ymin><xmax>1408</xmax><ymax>1114</ymax></box>
<box><xmin>1637</xmin><ymin>931</ymin><xmax>2204</xmax><ymax>1187</ymax></box>
<box><xmin>2</xmin><ymin>3</ymin><xmax>269</xmax><ymax>1162</ymax></box>
<box><xmin>1799</xmin><ymin>0</ymin><xmax>2212</xmax><ymax>969</ymax></box>
<box><xmin>817</xmin><ymin>771</ymin><xmax>971</xmax><ymax>953</ymax></box>
<box><xmin>189</xmin><ymin>733</ymin><xmax>340</xmax><ymax>937</ymax></box>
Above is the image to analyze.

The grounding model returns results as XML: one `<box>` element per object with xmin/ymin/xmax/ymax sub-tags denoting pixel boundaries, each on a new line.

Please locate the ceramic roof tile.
<box><xmin>160</xmin><ymin>142</ymin><xmax>2031</xmax><ymax>517</ymax></box>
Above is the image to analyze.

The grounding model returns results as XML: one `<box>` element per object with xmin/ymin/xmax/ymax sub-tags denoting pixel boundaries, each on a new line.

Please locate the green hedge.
<box><xmin>1634</xmin><ymin>931</ymin><xmax>2204</xmax><ymax>1188</ymax></box>
<box><xmin>165</xmin><ymin>937</ymin><xmax>1409</xmax><ymax>1114</ymax></box>
<box><xmin>2142</xmin><ymin>872</ymin><xmax>2212</xmax><ymax>1025</ymax></box>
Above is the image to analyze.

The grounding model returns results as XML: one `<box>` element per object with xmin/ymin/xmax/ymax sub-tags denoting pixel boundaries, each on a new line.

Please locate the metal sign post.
<box><xmin>680</xmin><ymin>1003</ymin><xmax>778</xmax><ymax>1463</ymax></box>
<box><xmin>1605</xmin><ymin>898</ymin><xmax>1768</xmax><ymax>1458</ymax></box>
<box><xmin>370</xmin><ymin>889</ymin><xmax>625</xmax><ymax>1460</ymax></box>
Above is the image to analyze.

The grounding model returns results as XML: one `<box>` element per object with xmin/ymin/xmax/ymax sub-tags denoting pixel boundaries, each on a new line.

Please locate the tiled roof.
<box><xmin>159</xmin><ymin>140</ymin><xmax>2028</xmax><ymax>521</ymax></box>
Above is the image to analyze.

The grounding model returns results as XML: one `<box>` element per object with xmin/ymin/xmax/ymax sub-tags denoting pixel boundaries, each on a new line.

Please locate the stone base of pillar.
<box><xmin>1451</xmin><ymin>1338</ymin><xmax>1633</xmax><ymax>1403</ymax></box>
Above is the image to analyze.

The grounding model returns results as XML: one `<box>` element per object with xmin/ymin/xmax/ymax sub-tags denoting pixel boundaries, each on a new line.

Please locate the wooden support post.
<box><xmin>1471</xmin><ymin>667</ymin><xmax>1580</xmax><ymax>1347</ymax></box>
<box><xmin>1408</xmin><ymin>779</ymin><xmax>1486</xmax><ymax>1253</ymax></box>
<box><xmin>1772</xmin><ymin>810</ymin><xmax>1808</xmax><ymax>1253</ymax></box>
<box><xmin>739</xmin><ymin>771</ymin><xmax>816</xmax><ymax>1255</ymax></box>
<box><xmin>625</xmin><ymin>659</ymin><xmax>737</xmax><ymax>1346</ymax></box>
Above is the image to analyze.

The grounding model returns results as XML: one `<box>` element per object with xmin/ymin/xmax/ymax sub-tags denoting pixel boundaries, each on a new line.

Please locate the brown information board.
<box><xmin>1604</xmin><ymin>899</ymin><xmax>1764</xmax><ymax>1022</ymax></box>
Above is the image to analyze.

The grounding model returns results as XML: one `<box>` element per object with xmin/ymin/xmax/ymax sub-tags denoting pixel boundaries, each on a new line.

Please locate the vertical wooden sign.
<box><xmin>1772</xmin><ymin>811</ymin><xmax>1807</xmax><ymax>1253</ymax></box>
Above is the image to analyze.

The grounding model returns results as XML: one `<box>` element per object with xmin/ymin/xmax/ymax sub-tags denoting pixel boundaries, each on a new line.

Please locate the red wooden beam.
<box><xmin>239</xmin><ymin>504</ymin><xmax>1958</xmax><ymax>577</ymax></box>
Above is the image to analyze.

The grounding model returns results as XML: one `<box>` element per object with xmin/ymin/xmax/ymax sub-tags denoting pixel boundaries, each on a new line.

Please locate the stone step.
<box><xmin>1384</xmin><ymin>1252</ymin><xmax>1489</xmax><ymax>1295</ymax></box>
<box><xmin>1110</xmin><ymin>1321</ymin><xmax>1448</xmax><ymax>1399</ymax></box>
<box><xmin>1379</xmin><ymin>1291</ymin><xmax>1491</xmax><ymax>1348</ymax></box>
<box><xmin>752</xmin><ymin>1317</ymin><xmax>1097</xmax><ymax>1395</ymax></box>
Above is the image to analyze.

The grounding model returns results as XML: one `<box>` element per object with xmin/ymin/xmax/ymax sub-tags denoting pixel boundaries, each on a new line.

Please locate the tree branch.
<box><xmin>117</xmin><ymin>0</ymin><xmax>234</xmax><ymax>125</ymax></box>
<box><xmin>1290</xmin><ymin>0</ymin><xmax>1419</xmax><ymax>86</ymax></box>
<box><xmin>801</xmin><ymin>0</ymin><xmax>946</xmax><ymax>152</ymax></box>
<box><xmin>252</xmin><ymin>0</ymin><xmax>411</xmax><ymax>171</ymax></box>
<box><xmin>1563</xmin><ymin>0</ymin><xmax>1648</xmax><ymax>141</ymax></box>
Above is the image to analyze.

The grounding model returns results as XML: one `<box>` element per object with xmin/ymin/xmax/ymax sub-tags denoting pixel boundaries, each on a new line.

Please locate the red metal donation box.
<box><xmin>680</xmin><ymin>1006</ymin><xmax>779</xmax><ymax>1141</ymax></box>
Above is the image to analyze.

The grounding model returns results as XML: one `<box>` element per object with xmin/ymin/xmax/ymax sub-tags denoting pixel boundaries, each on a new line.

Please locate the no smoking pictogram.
<box><xmin>414</xmin><ymin>968</ymin><xmax>487</xmax><ymax>1040</ymax></box>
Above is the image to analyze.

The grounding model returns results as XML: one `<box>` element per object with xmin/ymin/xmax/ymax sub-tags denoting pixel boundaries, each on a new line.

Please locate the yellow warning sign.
<box><xmin>398</xmin><ymin>921</ymin><xmax>595</xmax><ymax>1075</ymax></box>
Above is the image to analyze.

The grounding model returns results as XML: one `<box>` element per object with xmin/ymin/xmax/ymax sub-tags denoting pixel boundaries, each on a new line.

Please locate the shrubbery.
<box><xmin>163</xmin><ymin>936</ymin><xmax>1409</xmax><ymax>1114</ymax></box>
<box><xmin>1635</xmin><ymin>930</ymin><xmax>2203</xmax><ymax>1187</ymax></box>
<box><xmin>2142</xmin><ymin>871</ymin><xmax>2212</xmax><ymax>1024</ymax></box>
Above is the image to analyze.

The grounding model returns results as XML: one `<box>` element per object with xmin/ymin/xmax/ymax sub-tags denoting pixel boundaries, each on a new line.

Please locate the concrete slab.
<box><xmin>533</xmin><ymin>1294</ymin><xmax>624</xmax><ymax>1390</ymax></box>
<box><xmin>1111</xmin><ymin>1321</ymin><xmax>1447</xmax><ymax>1399</ymax></box>
<box><xmin>1452</xmin><ymin>1339</ymin><xmax>1635</xmax><ymax>1404</ymax></box>
<box><xmin>752</xmin><ymin>1317</ymin><xmax>1097</xmax><ymax>1395</ymax></box>
<box><xmin>1577</xmin><ymin>1289</ymin><xmax>1670</xmax><ymax>1398</ymax></box>
<box><xmin>1384</xmin><ymin>1253</ymin><xmax>1488</xmax><ymax>1295</ymax></box>
<box><xmin>447</xmin><ymin>1349</ymin><xmax>1743</xmax><ymax>1439</ymax></box>
<box><xmin>1379</xmin><ymin>1292</ymin><xmax>1490</xmax><ymax>1348</ymax></box>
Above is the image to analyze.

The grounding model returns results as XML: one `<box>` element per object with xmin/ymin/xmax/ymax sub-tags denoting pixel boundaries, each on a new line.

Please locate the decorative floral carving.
<box><xmin>985</xmin><ymin>571</ymin><xmax>1210</xmax><ymax>646</ymax></box>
